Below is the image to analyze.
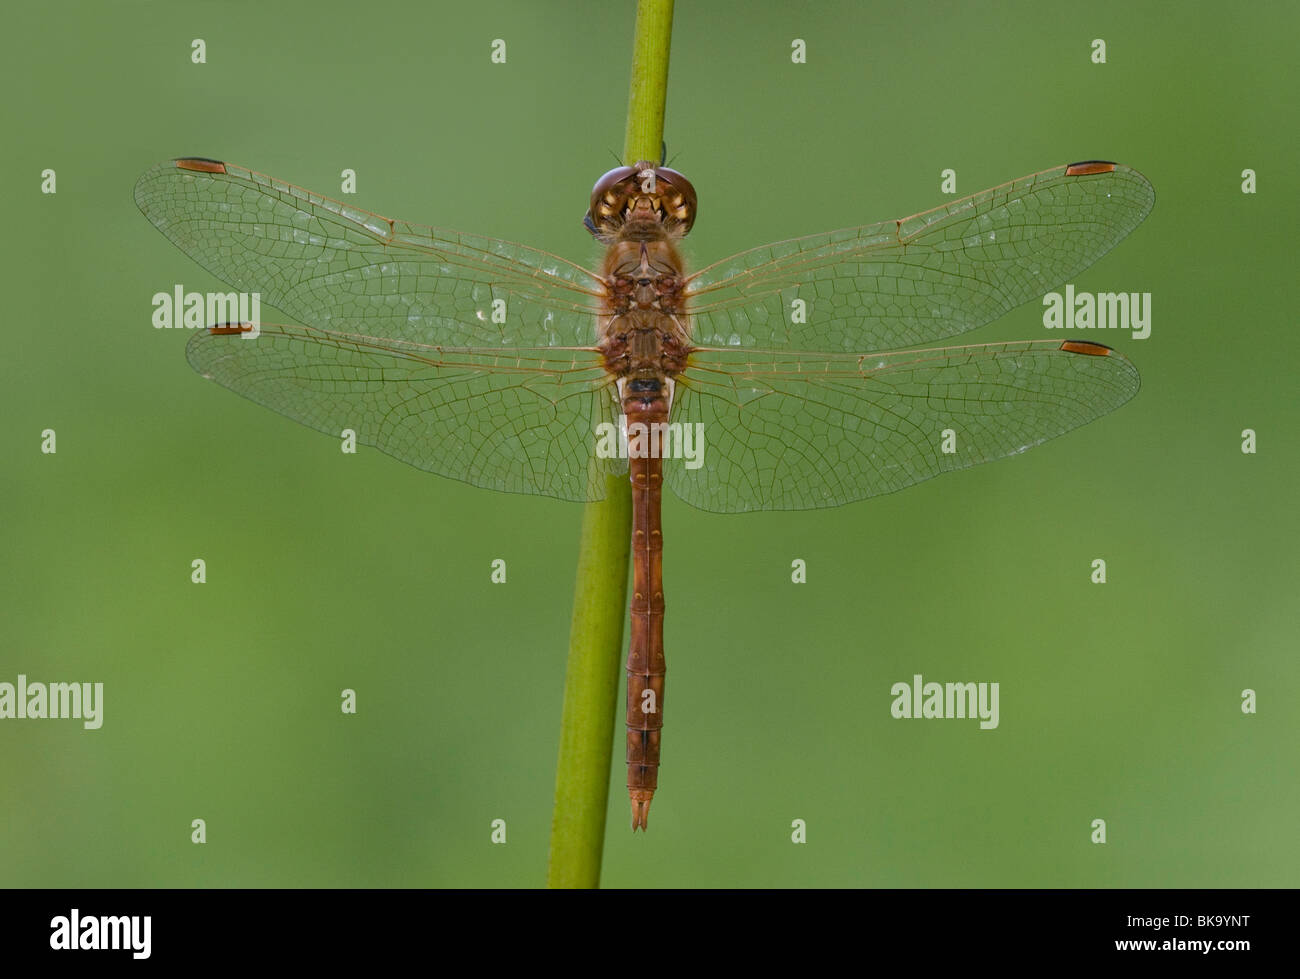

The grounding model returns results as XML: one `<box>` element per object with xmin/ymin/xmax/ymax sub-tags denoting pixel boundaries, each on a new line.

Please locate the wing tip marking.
<box><xmin>1065</xmin><ymin>160</ymin><xmax>1118</xmax><ymax>176</ymax></box>
<box><xmin>1059</xmin><ymin>339</ymin><xmax>1115</xmax><ymax>356</ymax></box>
<box><xmin>175</xmin><ymin>157</ymin><xmax>227</xmax><ymax>174</ymax></box>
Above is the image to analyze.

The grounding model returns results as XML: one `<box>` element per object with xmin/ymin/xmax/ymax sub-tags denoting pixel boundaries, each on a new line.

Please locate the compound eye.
<box><xmin>589</xmin><ymin>165</ymin><xmax>637</xmax><ymax>216</ymax></box>
<box><xmin>651</xmin><ymin>166</ymin><xmax>697</xmax><ymax>233</ymax></box>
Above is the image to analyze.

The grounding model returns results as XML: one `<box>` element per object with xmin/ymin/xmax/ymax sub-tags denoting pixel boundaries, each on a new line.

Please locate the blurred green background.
<box><xmin>2</xmin><ymin>0</ymin><xmax>1296</xmax><ymax>888</ymax></box>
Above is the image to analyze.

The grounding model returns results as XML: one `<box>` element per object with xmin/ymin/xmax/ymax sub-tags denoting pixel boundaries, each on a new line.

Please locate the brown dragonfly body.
<box><xmin>589</xmin><ymin>163</ymin><xmax>697</xmax><ymax>828</ymax></box>
<box><xmin>136</xmin><ymin>155</ymin><xmax>1153</xmax><ymax>831</ymax></box>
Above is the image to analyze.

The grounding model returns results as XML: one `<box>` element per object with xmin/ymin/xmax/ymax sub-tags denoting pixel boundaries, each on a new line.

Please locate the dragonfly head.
<box><xmin>584</xmin><ymin>162</ymin><xmax>696</xmax><ymax>241</ymax></box>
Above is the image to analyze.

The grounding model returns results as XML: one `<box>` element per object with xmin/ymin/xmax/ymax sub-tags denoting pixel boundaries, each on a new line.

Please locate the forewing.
<box><xmin>687</xmin><ymin>163</ymin><xmax>1153</xmax><ymax>352</ymax></box>
<box><xmin>665</xmin><ymin>340</ymin><xmax>1139</xmax><ymax>512</ymax></box>
<box><xmin>135</xmin><ymin>159</ymin><xmax>604</xmax><ymax>347</ymax></box>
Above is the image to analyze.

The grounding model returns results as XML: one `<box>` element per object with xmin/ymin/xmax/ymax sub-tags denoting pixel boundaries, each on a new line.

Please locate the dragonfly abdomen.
<box><xmin>624</xmin><ymin>395</ymin><xmax>668</xmax><ymax>831</ymax></box>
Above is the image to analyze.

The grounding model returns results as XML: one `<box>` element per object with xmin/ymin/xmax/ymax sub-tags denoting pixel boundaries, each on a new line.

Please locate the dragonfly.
<box><xmin>135</xmin><ymin>156</ymin><xmax>1153</xmax><ymax>830</ymax></box>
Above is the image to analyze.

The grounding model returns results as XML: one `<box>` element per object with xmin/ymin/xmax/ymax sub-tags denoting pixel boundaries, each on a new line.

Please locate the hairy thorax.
<box><xmin>586</xmin><ymin>163</ymin><xmax>698</xmax><ymax>415</ymax></box>
<box><xmin>598</xmin><ymin>225</ymin><xmax>692</xmax><ymax>415</ymax></box>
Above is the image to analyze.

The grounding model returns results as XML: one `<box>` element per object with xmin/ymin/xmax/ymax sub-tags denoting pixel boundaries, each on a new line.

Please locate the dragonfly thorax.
<box><xmin>604</xmin><ymin>239</ymin><xmax>686</xmax><ymax>314</ymax></box>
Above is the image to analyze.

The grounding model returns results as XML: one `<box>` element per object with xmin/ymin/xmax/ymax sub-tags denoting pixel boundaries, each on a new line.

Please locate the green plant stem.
<box><xmin>546</xmin><ymin>472</ymin><xmax>631</xmax><ymax>889</ymax></box>
<box><xmin>546</xmin><ymin>0</ymin><xmax>675</xmax><ymax>889</ymax></box>
<box><xmin>623</xmin><ymin>0</ymin><xmax>674</xmax><ymax>164</ymax></box>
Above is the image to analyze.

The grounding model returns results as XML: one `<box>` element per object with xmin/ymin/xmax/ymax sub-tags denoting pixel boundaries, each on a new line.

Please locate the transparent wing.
<box><xmin>135</xmin><ymin>158</ymin><xmax>604</xmax><ymax>348</ymax></box>
<box><xmin>686</xmin><ymin>162</ymin><xmax>1153</xmax><ymax>352</ymax></box>
<box><xmin>665</xmin><ymin>340</ymin><xmax>1139</xmax><ymax>512</ymax></box>
<box><xmin>188</xmin><ymin>324</ymin><xmax>621</xmax><ymax>501</ymax></box>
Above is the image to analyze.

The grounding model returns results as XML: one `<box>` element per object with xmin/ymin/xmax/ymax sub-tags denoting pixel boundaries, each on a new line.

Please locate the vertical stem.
<box><xmin>623</xmin><ymin>0</ymin><xmax>675</xmax><ymax>164</ymax></box>
<box><xmin>547</xmin><ymin>473</ymin><xmax>632</xmax><ymax>889</ymax></box>
<box><xmin>546</xmin><ymin>0</ymin><xmax>675</xmax><ymax>889</ymax></box>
